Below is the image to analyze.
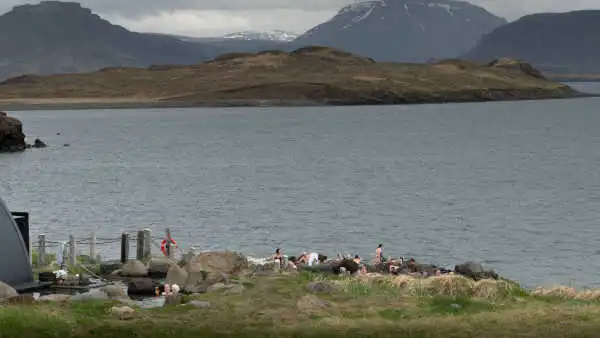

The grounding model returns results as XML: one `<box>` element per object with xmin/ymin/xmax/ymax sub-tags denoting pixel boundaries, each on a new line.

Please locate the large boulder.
<box><xmin>331</xmin><ymin>259</ymin><xmax>359</xmax><ymax>274</ymax></box>
<box><xmin>127</xmin><ymin>278</ymin><xmax>159</xmax><ymax>296</ymax></box>
<box><xmin>0</xmin><ymin>111</ymin><xmax>26</xmax><ymax>152</ymax></box>
<box><xmin>148</xmin><ymin>259</ymin><xmax>174</xmax><ymax>279</ymax></box>
<box><xmin>165</xmin><ymin>264</ymin><xmax>188</xmax><ymax>286</ymax></box>
<box><xmin>0</xmin><ymin>281</ymin><xmax>18</xmax><ymax>301</ymax></box>
<box><xmin>120</xmin><ymin>260</ymin><xmax>149</xmax><ymax>277</ymax></box>
<box><xmin>186</xmin><ymin>251</ymin><xmax>248</xmax><ymax>280</ymax></box>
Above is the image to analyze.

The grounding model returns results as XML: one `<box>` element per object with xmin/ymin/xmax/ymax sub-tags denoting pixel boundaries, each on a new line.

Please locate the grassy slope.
<box><xmin>3</xmin><ymin>272</ymin><xmax>600</xmax><ymax>337</ymax></box>
<box><xmin>0</xmin><ymin>47</ymin><xmax>577</xmax><ymax>108</ymax></box>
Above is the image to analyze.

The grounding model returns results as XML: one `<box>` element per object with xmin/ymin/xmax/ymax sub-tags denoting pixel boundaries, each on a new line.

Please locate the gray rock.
<box><xmin>121</xmin><ymin>260</ymin><xmax>149</xmax><ymax>277</ymax></box>
<box><xmin>166</xmin><ymin>264</ymin><xmax>188</xmax><ymax>286</ymax></box>
<box><xmin>127</xmin><ymin>278</ymin><xmax>158</xmax><ymax>296</ymax></box>
<box><xmin>99</xmin><ymin>260</ymin><xmax>123</xmax><ymax>276</ymax></box>
<box><xmin>111</xmin><ymin>306</ymin><xmax>135</xmax><ymax>320</ymax></box>
<box><xmin>186</xmin><ymin>251</ymin><xmax>248</xmax><ymax>280</ymax></box>
<box><xmin>149</xmin><ymin>259</ymin><xmax>174</xmax><ymax>279</ymax></box>
<box><xmin>0</xmin><ymin>281</ymin><xmax>18</xmax><ymax>301</ymax></box>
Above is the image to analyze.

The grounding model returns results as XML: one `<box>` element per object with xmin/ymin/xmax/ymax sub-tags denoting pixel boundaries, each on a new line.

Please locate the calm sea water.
<box><xmin>2</xmin><ymin>88</ymin><xmax>600</xmax><ymax>288</ymax></box>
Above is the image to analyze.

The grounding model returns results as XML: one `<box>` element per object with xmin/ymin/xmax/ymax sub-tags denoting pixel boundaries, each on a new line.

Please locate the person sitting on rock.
<box><xmin>272</xmin><ymin>248</ymin><xmax>283</xmax><ymax>261</ymax></box>
<box><xmin>272</xmin><ymin>248</ymin><xmax>284</xmax><ymax>268</ymax></box>
<box><xmin>407</xmin><ymin>258</ymin><xmax>419</xmax><ymax>273</ymax></box>
<box><xmin>353</xmin><ymin>255</ymin><xmax>361</xmax><ymax>265</ymax></box>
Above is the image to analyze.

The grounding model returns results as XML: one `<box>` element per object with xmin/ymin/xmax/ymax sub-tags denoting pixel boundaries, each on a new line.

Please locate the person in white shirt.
<box><xmin>307</xmin><ymin>252</ymin><xmax>319</xmax><ymax>266</ymax></box>
<box><xmin>296</xmin><ymin>252</ymin><xmax>321</xmax><ymax>266</ymax></box>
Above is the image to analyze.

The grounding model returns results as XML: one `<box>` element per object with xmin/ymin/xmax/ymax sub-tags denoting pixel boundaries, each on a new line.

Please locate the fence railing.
<box><xmin>30</xmin><ymin>227</ymin><xmax>188</xmax><ymax>268</ymax></box>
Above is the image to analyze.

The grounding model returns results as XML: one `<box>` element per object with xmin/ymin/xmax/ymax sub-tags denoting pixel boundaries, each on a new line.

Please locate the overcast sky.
<box><xmin>2</xmin><ymin>0</ymin><xmax>599</xmax><ymax>36</ymax></box>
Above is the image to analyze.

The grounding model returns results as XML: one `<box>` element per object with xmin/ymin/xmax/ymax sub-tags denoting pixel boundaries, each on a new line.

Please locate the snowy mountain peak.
<box><xmin>222</xmin><ymin>30</ymin><xmax>298</xmax><ymax>42</ymax></box>
<box><xmin>292</xmin><ymin>0</ymin><xmax>507</xmax><ymax>63</ymax></box>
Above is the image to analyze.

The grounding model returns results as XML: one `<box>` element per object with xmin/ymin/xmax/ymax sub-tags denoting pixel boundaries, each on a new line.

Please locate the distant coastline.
<box><xmin>0</xmin><ymin>94</ymin><xmax>595</xmax><ymax>112</ymax></box>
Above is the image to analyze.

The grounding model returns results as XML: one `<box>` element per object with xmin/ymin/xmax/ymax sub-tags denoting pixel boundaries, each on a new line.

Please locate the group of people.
<box><xmin>271</xmin><ymin>243</ymin><xmax>390</xmax><ymax>272</ymax></box>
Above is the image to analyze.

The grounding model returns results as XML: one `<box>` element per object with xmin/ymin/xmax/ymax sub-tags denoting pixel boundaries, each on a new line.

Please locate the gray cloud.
<box><xmin>1</xmin><ymin>0</ymin><xmax>599</xmax><ymax>36</ymax></box>
<box><xmin>2</xmin><ymin>0</ymin><xmax>598</xmax><ymax>18</ymax></box>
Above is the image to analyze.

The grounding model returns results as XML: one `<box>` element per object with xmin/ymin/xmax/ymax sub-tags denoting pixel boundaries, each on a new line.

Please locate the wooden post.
<box><xmin>37</xmin><ymin>234</ymin><xmax>46</xmax><ymax>267</ymax></box>
<box><xmin>29</xmin><ymin>237</ymin><xmax>33</xmax><ymax>267</ymax></box>
<box><xmin>68</xmin><ymin>234</ymin><xmax>76</xmax><ymax>266</ymax></box>
<box><xmin>165</xmin><ymin>228</ymin><xmax>172</xmax><ymax>258</ymax></box>
<box><xmin>136</xmin><ymin>230</ymin><xmax>145</xmax><ymax>261</ymax></box>
<box><xmin>143</xmin><ymin>229</ymin><xmax>152</xmax><ymax>261</ymax></box>
<box><xmin>62</xmin><ymin>243</ymin><xmax>68</xmax><ymax>268</ymax></box>
<box><xmin>89</xmin><ymin>232</ymin><xmax>96</xmax><ymax>263</ymax></box>
<box><xmin>120</xmin><ymin>232</ymin><xmax>130</xmax><ymax>263</ymax></box>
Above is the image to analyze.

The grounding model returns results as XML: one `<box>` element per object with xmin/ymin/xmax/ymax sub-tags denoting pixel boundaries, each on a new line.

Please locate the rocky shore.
<box><xmin>0</xmin><ymin>47</ymin><xmax>585</xmax><ymax>110</ymax></box>
<box><xmin>1</xmin><ymin>250</ymin><xmax>504</xmax><ymax>305</ymax></box>
<box><xmin>2</xmin><ymin>251</ymin><xmax>600</xmax><ymax>337</ymax></box>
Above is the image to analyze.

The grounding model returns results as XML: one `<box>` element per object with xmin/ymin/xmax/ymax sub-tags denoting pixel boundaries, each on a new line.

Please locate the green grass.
<box><xmin>3</xmin><ymin>272</ymin><xmax>600</xmax><ymax>337</ymax></box>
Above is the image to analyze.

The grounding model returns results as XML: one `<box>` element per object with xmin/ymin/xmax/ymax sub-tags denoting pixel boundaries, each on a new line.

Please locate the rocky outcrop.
<box><xmin>0</xmin><ymin>111</ymin><xmax>26</xmax><ymax>152</ymax></box>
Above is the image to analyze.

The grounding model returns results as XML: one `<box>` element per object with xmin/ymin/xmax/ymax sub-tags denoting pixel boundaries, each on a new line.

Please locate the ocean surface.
<box><xmin>2</xmin><ymin>84</ymin><xmax>600</xmax><ymax>288</ymax></box>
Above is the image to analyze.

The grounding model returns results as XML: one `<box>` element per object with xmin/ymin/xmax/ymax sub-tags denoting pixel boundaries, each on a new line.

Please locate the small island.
<box><xmin>0</xmin><ymin>47</ymin><xmax>584</xmax><ymax>110</ymax></box>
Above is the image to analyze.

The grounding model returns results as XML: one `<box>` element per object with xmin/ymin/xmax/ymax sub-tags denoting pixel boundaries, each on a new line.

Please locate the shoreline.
<box><xmin>0</xmin><ymin>92</ymin><xmax>595</xmax><ymax>111</ymax></box>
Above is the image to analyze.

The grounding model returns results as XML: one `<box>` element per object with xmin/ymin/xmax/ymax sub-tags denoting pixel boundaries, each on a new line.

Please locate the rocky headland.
<box><xmin>0</xmin><ymin>111</ymin><xmax>25</xmax><ymax>152</ymax></box>
<box><xmin>0</xmin><ymin>47</ymin><xmax>583</xmax><ymax>110</ymax></box>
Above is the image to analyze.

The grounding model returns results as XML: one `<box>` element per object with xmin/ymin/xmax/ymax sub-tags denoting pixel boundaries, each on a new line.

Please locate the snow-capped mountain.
<box><xmin>222</xmin><ymin>30</ymin><xmax>299</xmax><ymax>42</ymax></box>
<box><xmin>292</xmin><ymin>0</ymin><xmax>507</xmax><ymax>62</ymax></box>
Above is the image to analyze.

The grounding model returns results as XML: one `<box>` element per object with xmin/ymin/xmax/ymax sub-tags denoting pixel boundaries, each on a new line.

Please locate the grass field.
<box><xmin>2</xmin><ymin>271</ymin><xmax>600</xmax><ymax>337</ymax></box>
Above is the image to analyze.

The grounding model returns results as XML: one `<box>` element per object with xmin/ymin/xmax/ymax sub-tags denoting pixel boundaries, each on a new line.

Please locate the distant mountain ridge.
<box><xmin>222</xmin><ymin>30</ymin><xmax>299</xmax><ymax>42</ymax></box>
<box><xmin>291</xmin><ymin>0</ymin><xmax>507</xmax><ymax>62</ymax></box>
<box><xmin>463</xmin><ymin>10</ymin><xmax>600</xmax><ymax>74</ymax></box>
<box><xmin>0</xmin><ymin>1</ymin><xmax>215</xmax><ymax>79</ymax></box>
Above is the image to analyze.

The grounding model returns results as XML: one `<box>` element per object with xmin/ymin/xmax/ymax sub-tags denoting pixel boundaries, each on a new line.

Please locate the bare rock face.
<box><xmin>0</xmin><ymin>111</ymin><xmax>26</xmax><ymax>152</ymax></box>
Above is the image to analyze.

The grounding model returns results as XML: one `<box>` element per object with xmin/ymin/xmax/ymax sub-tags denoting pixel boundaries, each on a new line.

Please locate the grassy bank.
<box><xmin>3</xmin><ymin>272</ymin><xmax>600</xmax><ymax>337</ymax></box>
